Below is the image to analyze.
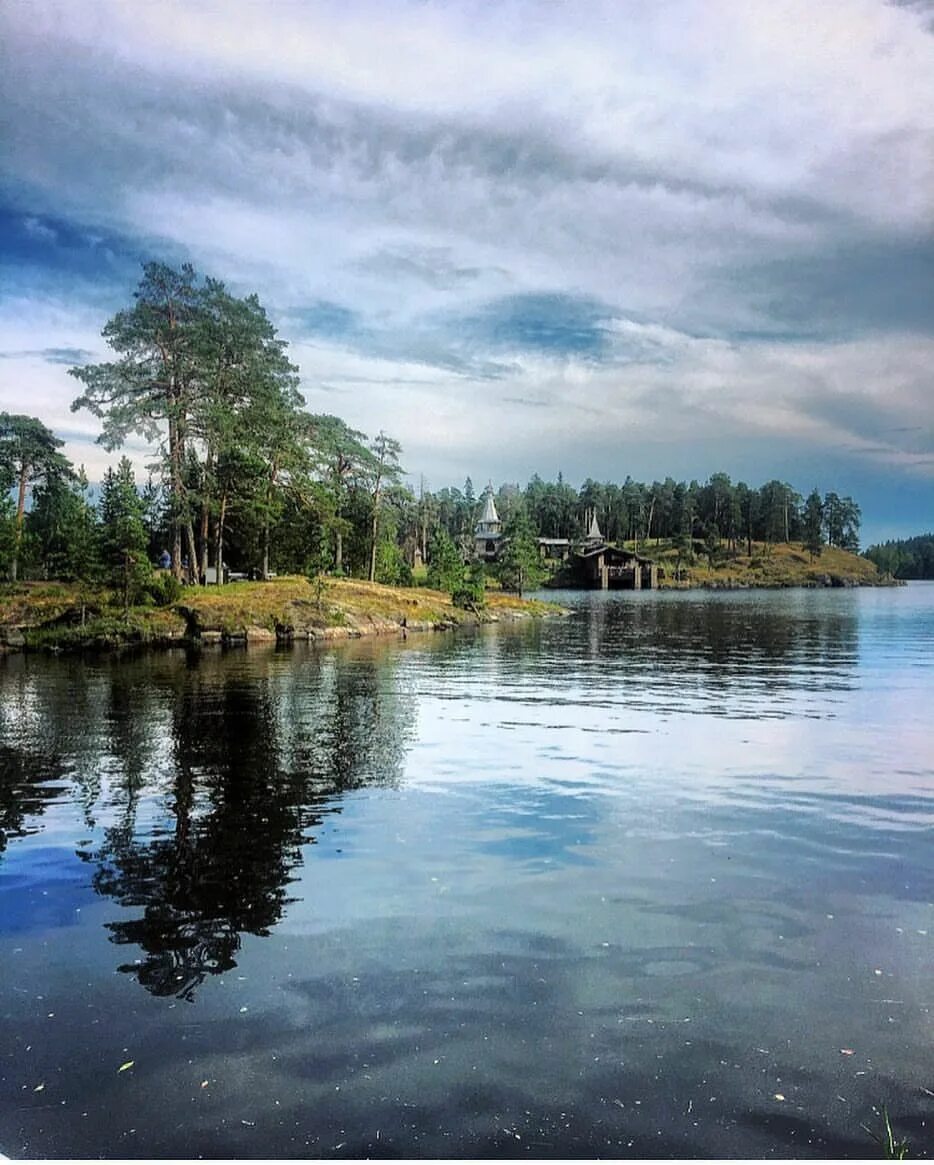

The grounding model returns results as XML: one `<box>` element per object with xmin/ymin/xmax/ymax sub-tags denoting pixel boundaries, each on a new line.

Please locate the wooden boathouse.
<box><xmin>574</xmin><ymin>545</ymin><xmax>658</xmax><ymax>590</ymax></box>
<box><xmin>571</xmin><ymin>508</ymin><xmax>658</xmax><ymax>590</ymax></box>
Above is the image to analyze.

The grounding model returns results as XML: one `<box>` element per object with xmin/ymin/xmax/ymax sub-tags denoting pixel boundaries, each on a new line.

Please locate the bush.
<box><xmin>146</xmin><ymin>570</ymin><xmax>183</xmax><ymax>607</ymax></box>
<box><xmin>375</xmin><ymin>540</ymin><xmax>413</xmax><ymax>587</ymax></box>
<box><xmin>451</xmin><ymin>565</ymin><xmax>486</xmax><ymax>609</ymax></box>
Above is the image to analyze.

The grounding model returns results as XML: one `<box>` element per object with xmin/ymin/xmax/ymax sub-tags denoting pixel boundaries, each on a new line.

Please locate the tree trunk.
<box><xmin>199</xmin><ymin>502</ymin><xmax>210</xmax><ymax>582</ymax></box>
<box><xmin>185</xmin><ymin>521</ymin><xmax>199</xmax><ymax>585</ymax></box>
<box><xmin>644</xmin><ymin>496</ymin><xmax>656</xmax><ymax>546</ymax></box>
<box><xmin>11</xmin><ymin>465</ymin><xmax>28</xmax><ymax>582</ymax></box>
<box><xmin>168</xmin><ymin>413</ymin><xmax>184</xmax><ymax>582</ymax></box>
<box><xmin>261</xmin><ymin>464</ymin><xmax>278</xmax><ymax>582</ymax></box>
<box><xmin>214</xmin><ymin>492</ymin><xmax>227</xmax><ymax>586</ymax></box>
<box><xmin>368</xmin><ymin>484</ymin><xmax>381</xmax><ymax>583</ymax></box>
<box><xmin>199</xmin><ymin>450</ymin><xmax>214</xmax><ymax>583</ymax></box>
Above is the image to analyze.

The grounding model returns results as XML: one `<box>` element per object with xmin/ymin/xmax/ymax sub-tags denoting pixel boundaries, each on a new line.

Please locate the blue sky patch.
<box><xmin>462</xmin><ymin>292</ymin><xmax>616</xmax><ymax>359</ymax></box>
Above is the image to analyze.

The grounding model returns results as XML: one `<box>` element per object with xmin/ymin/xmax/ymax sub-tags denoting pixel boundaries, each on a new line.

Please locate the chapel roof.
<box><xmin>479</xmin><ymin>488</ymin><xmax>499</xmax><ymax>526</ymax></box>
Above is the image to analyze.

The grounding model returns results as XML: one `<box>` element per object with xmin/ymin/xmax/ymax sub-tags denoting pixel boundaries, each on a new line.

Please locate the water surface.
<box><xmin>1</xmin><ymin>585</ymin><xmax>932</xmax><ymax>1157</ymax></box>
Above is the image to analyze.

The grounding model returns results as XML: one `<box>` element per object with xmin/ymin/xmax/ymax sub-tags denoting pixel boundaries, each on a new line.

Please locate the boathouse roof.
<box><xmin>575</xmin><ymin>545</ymin><xmax>654</xmax><ymax>564</ymax></box>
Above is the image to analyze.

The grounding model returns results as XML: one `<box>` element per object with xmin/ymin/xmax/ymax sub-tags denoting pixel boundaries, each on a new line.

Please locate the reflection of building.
<box><xmin>474</xmin><ymin>486</ymin><xmax>503</xmax><ymax>562</ymax></box>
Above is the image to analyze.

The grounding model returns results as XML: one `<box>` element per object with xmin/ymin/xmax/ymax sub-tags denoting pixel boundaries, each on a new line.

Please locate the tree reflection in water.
<box><xmin>77</xmin><ymin>646</ymin><xmax>414</xmax><ymax>1001</ymax></box>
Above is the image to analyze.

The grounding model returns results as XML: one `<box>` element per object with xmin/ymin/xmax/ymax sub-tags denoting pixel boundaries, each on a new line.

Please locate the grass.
<box><xmin>618</xmin><ymin>539</ymin><xmax>884</xmax><ymax>589</ymax></box>
<box><xmin>1</xmin><ymin>574</ymin><xmax>564</xmax><ymax>651</ymax></box>
<box><xmin>862</xmin><ymin>1104</ymin><xmax>910</xmax><ymax>1159</ymax></box>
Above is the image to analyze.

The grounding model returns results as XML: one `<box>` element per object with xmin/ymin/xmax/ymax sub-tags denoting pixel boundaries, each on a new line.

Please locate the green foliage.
<box><xmin>427</xmin><ymin>527</ymin><xmax>465</xmax><ymax>594</ymax></box>
<box><xmin>146</xmin><ymin>571</ymin><xmax>183</xmax><ymax>607</ymax></box>
<box><xmin>704</xmin><ymin>525</ymin><xmax>725</xmax><ymax>566</ymax></box>
<box><xmin>865</xmin><ymin>533</ymin><xmax>934</xmax><ymax>579</ymax></box>
<box><xmin>0</xmin><ymin>495</ymin><xmax>18</xmax><ymax>579</ymax></box>
<box><xmin>367</xmin><ymin>430</ymin><xmax>404</xmax><ymax>582</ymax></box>
<box><xmin>99</xmin><ymin>457</ymin><xmax>152</xmax><ymax>613</ymax></box>
<box><xmin>0</xmin><ymin>262</ymin><xmax>856</xmax><ymax>594</ymax></box>
<box><xmin>803</xmin><ymin>488</ymin><xmax>825</xmax><ymax>560</ymax></box>
<box><xmin>21</xmin><ymin>609</ymin><xmax>175</xmax><ymax>651</ymax></box>
<box><xmin>69</xmin><ymin>262</ymin><xmax>302</xmax><ymax>583</ymax></box>
<box><xmin>498</xmin><ymin>506</ymin><xmax>547</xmax><ymax>597</ymax></box>
<box><xmin>24</xmin><ymin>467</ymin><xmax>99</xmax><ymax>581</ymax></box>
<box><xmin>375</xmin><ymin>539</ymin><xmax>413</xmax><ymax>587</ymax></box>
<box><xmin>451</xmin><ymin>564</ymin><xmax>486</xmax><ymax>609</ymax></box>
<box><xmin>0</xmin><ymin>412</ymin><xmax>74</xmax><ymax>580</ymax></box>
<box><xmin>823</xmin><ymin>492</ymin><xmax>861</xmax><ymax>551</ymax></box>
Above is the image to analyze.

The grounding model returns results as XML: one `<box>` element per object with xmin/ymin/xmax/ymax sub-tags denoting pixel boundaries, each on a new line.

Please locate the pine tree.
<box><xmin>0</xmin><ymin>412</ymin><xmax>73</xmax><ymax>581</ymax></box>
<box><xmin>426</xmin><ymin>527</ymin><xmax>465</xmax><ymax>594</ymax></box>
<box><xmin>499</xmin><ymin>506</ymin><xmax>546</xmax><ymax>597</ymax></box>
<box><xmin>26</xmin><ymin>466</ymin><xmax>99</xmax><ymax>581</ymax></box>
<box><xmin>803</xmin><ymin>489</ymin><xmax>824</xmax><ymax>560</ymax></box>
<box><xmin>99</xmin><ymin>457</ymin><xmax>152</xmax><ymax>613</ymax></box>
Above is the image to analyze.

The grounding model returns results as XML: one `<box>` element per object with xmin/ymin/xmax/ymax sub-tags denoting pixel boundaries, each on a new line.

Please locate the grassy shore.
<box><xmin>0</xmin><ymin>544</ymin><xmax>891</xmax><ymax>653</ymax></box>
<box><xmin>0</xmin><ymin>576</ymin><xmax>565</xmax><ymax>653</ymax></box>
<box><xmin>626</xmin><ymin>539</ymin><xmax>888</xmax><ymax>590</ymax></box>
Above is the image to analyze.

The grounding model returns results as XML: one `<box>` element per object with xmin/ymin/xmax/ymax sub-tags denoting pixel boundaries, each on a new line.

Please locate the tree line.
<box><xmin>1</xmin><ymin>261</ymin><xmax>864</xmax><ymax>597</ymax></box>
<box><xmin>428</xmin><ymin>474</ymin><xmax>860</xmax><ymax>559</ymax></box>
<box><xmin>864</xmin><ymin>534</ymin><xmax>934</xmax><ymax>579</ymax></box>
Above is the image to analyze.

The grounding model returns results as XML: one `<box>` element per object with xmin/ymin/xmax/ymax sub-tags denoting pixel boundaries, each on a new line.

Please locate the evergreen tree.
<box><xmin>367</xmin><ymin>432</ymin><xmax>404</xmax><ymax>582</ymax></box>
<box><xmin>25</xmin><ymin>466</ymin><xmax>99</xmax><ymax>581</ymax></box>
<box><xmin>0</xmin><ymin>412</ymin><xmax>73</xmax><ymax>581</ymax></box>
<box><xmin>498</xmin><ymin>506</ymin><xmax>546</xmax><ymax>597</ymax></box>
<box><xmin>71</xmin><ymin>264</ymin><xmax>202</xmax><ymax>580</ymax></box>
<box><xmin>426</xmin><ymin>527</ymin><xmax>465</xmax><ymax>595</ymax></box>
<box><xmin>99</xmin><ymin>457</ymin><xmax>152</xmax><ymax>613</ymax></box>
<box><xmin>803</xmin><ymin>489</ymin><xmax>824</xmax><ymax>560</ymax></box>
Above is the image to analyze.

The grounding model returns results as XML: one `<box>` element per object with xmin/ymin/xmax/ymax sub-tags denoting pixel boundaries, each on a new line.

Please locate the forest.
<box><xmin>864</xmin><ymin>534</ymin><xmax>934</xmax><ymax>580</ymax></box>
<box><xmin>1</xmin><ymin>262</ymin><xmax>864</xmax><ymax>599</ymax></box>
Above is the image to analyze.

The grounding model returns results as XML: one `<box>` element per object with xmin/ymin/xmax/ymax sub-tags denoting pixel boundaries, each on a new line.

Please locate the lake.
<box><xmin>1</xmin><ymin>584</ymin><xmax>932</xmax><ymax>1158</ymax></box>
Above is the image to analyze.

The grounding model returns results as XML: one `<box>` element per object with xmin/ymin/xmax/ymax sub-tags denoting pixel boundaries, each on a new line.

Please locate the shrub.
<box><xmin>146</xmin><ymin>571</ymin><xmax>183</xmax><ymax>607</ymax></box>
<box><xmin>451</xmin><ymin>565</ymin><xmax>486</xmax><ymax>609</ymax></box>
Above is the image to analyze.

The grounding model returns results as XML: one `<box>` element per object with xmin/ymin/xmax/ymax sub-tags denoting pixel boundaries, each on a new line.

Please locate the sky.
<box><xmin>1</xmin><ymin>0</ymin><xmax>932</xmax><ymax>546</ymax></box>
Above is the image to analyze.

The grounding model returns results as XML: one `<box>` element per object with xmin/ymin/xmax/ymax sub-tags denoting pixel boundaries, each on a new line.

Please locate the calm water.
<box><xmin>1</xmin><ymin>585</ymin><xmax>933</xmax><ymax>1159</ymax></box>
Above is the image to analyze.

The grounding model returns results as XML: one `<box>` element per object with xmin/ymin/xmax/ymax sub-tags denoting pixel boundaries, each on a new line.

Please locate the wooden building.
<box><xmin>469</xmin><ymin>486</ymin><xmax>657</xmax><ymax>589</ymax></box>
<box><xmin>574</xmin><ymin>545</ymin><xmax>658</xmax><ymax>590</ymax></box>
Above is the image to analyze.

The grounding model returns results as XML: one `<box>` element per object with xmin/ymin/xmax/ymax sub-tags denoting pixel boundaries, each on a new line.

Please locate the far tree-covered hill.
<box><xmin>864</xmin><ymin>534</ymin><xmax>934</xmax><ymax>579</ymax></box>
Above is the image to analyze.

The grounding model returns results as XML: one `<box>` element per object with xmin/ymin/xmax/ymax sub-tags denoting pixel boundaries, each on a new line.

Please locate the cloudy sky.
<box><xmin>1</xmin><ymin>0</ymin><xmax>932</xmax><ymax>543</ymax></box>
